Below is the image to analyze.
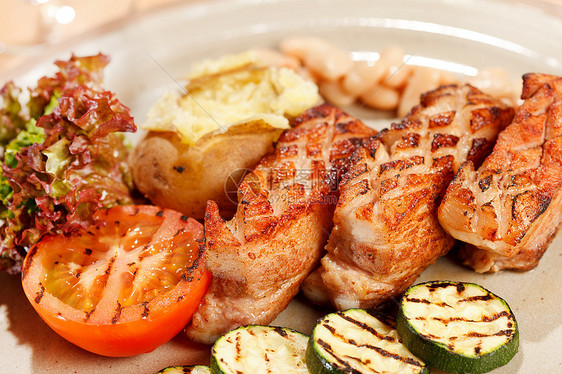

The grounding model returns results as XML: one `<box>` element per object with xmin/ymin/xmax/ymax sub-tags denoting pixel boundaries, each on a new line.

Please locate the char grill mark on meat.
<box><xmin>302</xmin><ymin>84</ymin><xmax>514</xmax><ymax>310</ymax></box>
<box><xmin>185</xmin><ymin>104</ymin><xmax>376</xmax><ymax>344</ymax></box>
<box><xmin>438</xmin><ymin>73</ymin><xmax>562</xmax><ymax>273</ymax></box>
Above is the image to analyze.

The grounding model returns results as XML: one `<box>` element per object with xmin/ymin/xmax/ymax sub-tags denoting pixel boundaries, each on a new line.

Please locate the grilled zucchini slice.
<box><xmin>155</xmin><ymin>366</ymin><xmax>210</xmax><ymax>374</ymax></box>
<box><xmin>210</xmin><ymin>325</ymin><xmax>309</xmax><ymax>374</ymax></box>
<box><xmin>307</xmin><ymin>309</ymin><xmax>428</xmax><ymax>374</ymax></box>
<box><xmin>396</xmin><ymin>281</ymin><xmax>519</xmax><ymax>374</ymax></box>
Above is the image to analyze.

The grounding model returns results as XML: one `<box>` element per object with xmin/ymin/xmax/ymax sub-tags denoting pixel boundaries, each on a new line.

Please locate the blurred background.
<box><xmin>0</xmin><ymin>0</ymin><xmax>561</xmax><ymax>74</ymax></box>
<box><xmin>0</xmin><ymin>0</ymin><xmax>196</xmax><ymax>71</ymax></box>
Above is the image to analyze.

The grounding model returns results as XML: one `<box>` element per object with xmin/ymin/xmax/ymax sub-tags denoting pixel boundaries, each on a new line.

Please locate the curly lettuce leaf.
<box><xmin>28</xmin><ymin>54</ymin><xmax>109</xmax><ymax>119</ymax></box>
<box><xmin>0</xmin><ymin>82</ymin><xmax>27</xmax><ymax>147</ymax></box>
<box><xmin>0</xmin><ymin>121</ymin><xmax>46</xmax><ymax>222</ymax></box>
<box><xmin>0</xmin><ymin>54</ymin><xmax>136</xmax><ymax>273</ymax></box>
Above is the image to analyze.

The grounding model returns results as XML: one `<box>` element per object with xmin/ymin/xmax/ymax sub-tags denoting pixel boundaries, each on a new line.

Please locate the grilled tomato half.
<box><xmin>21</xmin><ymin>205</ymin><xmax>211</xmax><ymax>357</ymax></box>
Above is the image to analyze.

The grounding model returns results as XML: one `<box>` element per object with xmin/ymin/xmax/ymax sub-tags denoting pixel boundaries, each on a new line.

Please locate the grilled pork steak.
<box><xmin>185</xmin><ymin>104</ymin><xmax>376</xmax><ymax>343</ymax></box>
<box><xmin>302</xmin><ymin>84</ymin><xmax>514</xmax><ymax>309</ymax></box>
<box><xmin>438</xmin><ymin>73</ymin><xmax>562</xmax><ymax>272</ymax></box>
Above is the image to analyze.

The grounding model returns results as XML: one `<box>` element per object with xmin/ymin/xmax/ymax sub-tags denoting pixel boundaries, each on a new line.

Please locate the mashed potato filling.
<box><xmin>142</xmin><ymin>51</ymin><xmax>320</xmax><ymax>145</ymax></box>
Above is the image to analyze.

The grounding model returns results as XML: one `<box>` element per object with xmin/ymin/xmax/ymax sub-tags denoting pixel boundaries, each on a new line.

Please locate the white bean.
<box><xmin>279</xmin><ymin>36</ymin><xmax>326</xmax><ymax>60</ymax></box>
<box><xmin>463</xmin><ymin>67</ymin><xmax>514</xmax><ymax>99</ymax></box>
<box><xmin>360</xmin><ymin>85</ymin><xmax>400</xmax><ymax>111</ymax></box>
<box><xmin>342</xmin><ymin>60</ymin><xmax>388</xmax><ymax>97</ymax></box>
<box><xmin>398</xmin><ymin>66</ymin><xmax>442</xmax><ymax>117</ymax></box>
<box><xmin>319</xmin><ymin>79</ymin><xmax>356</xmax><ymax>107</ymax></box>
<box><xmin>378</xmin><ymin>46</ymin><xmax>413</xmax><ymax>89</ymax></box>
<box><xmin>303</xmin><ymin>43</ymin><xmax>353</xmax><ymax>82</ymax></box>
<box><xmin>282</xmin><ymin>37</ymin><xmax>354</xmax><ymax>81</ymax></box>
<box><xmin>379</xmin><ymin>46</ymin><xmax>407</xmax><ymax>67</ymax></box>
<box><xmin>384</xmin><ymin>64</ymin><xmax>413</xmax><ymax>89</ymax></box>
<box><xmin>278</xmin><ymin>37</ymin><xmax>520</xmax><ymax>116</ymax></box>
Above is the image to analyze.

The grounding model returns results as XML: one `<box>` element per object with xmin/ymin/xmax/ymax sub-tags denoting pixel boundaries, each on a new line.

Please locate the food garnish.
<box><xmin>396</xmin><ymin>281</ymin><xmax>519</xmax><ymax>374</ymax></box>
<box><xmin>210</xmin><ymin>325</ymin><xmax>309</xmax><ymax>374</ymax></box>
<box><xmin>307</xmin><ymin>309</ymin><xmax>428</xmax><ymax>374</ymax></box>
<box><xmin>0</xmin><ymin>54</ymin><xmax>136</xmax><ymax>273</ymax></box>
<box><xmin>21</xmin><ymin>205</ymin><xmax>210</xmax><ymax>357</ymax></box>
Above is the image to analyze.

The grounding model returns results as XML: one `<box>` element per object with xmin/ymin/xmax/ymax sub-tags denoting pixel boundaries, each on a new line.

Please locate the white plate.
<box><xmin>0</xmin><ymin>0</ymin><xmax>561</xmax><ymax>372</ymax></box>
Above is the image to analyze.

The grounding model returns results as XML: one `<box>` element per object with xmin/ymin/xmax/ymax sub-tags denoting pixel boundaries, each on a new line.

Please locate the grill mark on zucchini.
<box><xmin>338</xmin><ymin>312</ymin><xmax>397</xmax><ymax>342</ymax></box>
<box><xmin>211</xmin><ymin>325</ymin><xmax>308</xmax><ymax>374</ymax></box>
<box><xmin>414</xmin><ymin>310</ymin><xmax>514</xmax><ymax>324</ymax></box>
<box><xmin>427</xmin><ymin>281</ymin><xmax>466</xmax><ymax>294</ymax></box>
<box><xmin>319</xmin><ymin>322</ymin><xmax>357</xmax><ymax>347</ymax></box>
<box><xmin>325</xmin><ymin>324</ymin><xmax>337</xmax><ymax>334</ymax></box>
<box><xmin>235</xmin><ymin>332</ymin><xmax>242</xmax><ymax>363</ymax></box>
<box><xmin>316</xmin><ymin>338</ymin><xmax>363</xmax><ymax>374</ymax></box>
<box><xmin>264</xmin><ymin>350</ymin><xmax>271</xmax><ymax>372</ymax></box>
<box><xmin>419</xmin><ymin>328</ymin><xmax>515</xmax><ymax>345</ymax></box>
<box><xmin>273</xmin><ymin>326</ymin><xmax>288</xmax><ymax>337</ymax></box>
<box><xmin>418</xmin><ymin>332</ymin><xmax>443</xmax><ymax>342</ymax></box>
<box><xmin>398</xmin><ymin>281</ymin><xmax>519</xmax><ymax>373</ymax></box>
<box><xmin>357</xmin><ymin>343</ymin><xmax>425</xmax><ymax>367</ymax></box>
<box><xmin>310</xmin><ymin>310</ymin><xmax>427</xmax><ymax>374</ymax></box>
<box><xmin>404</xmin><ymin>296</ymin><xmax>451</xmax><ymax>308</ymax></box>
<box><xmin>459</xmin><ymin>294</ymin><xmax>493</xmax><ymax>303</ymax></box>
<box><xmin>466</xmin><ymin>330</ymin><xmax>516</xmax><ymax>338</ymax></box>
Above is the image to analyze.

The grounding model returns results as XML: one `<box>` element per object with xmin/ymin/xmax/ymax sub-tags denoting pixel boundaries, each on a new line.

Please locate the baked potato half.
<box><xmin>132</xmin><ymin>50</ymin><xmax>320</xmax><ymax>219</ymax></box>
<box><xmin>131</xmin><ymin>120</ymin><xmax>282</xmax><ymax>220</ymax></box>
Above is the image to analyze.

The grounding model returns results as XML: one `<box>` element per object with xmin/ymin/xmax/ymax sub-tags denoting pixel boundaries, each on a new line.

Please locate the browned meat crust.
<box><xmin>438</xmin><ymin>73</ymin><xmax>562</xmax><ymax>272</ymax></box>
<box><xmin>185</xmin><ymin>104</ymin><xmax>376</xmax><ymax>343</ymax></box>
<box><xmin>302</xmin><ymin>84</ymin><xmax>514</xmax><ymax>309</ymax></box>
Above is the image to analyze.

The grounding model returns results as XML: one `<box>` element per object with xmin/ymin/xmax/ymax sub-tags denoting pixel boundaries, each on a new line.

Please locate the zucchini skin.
<box><xmin>305</xmin><ymin>338</ymin><xmax>345</xmax><ymax>374</ymax></box>
<box><xmin>209</xmin><ymin>356</ymin><xmax>224</xmax><ymax>374</ymax></box>
<box><xmin>307</xmin><ymin>309</ymin><xmax>428</xmax><ymax>374</ymax></box>
<box><xmin>397</xmin><ymin>308</ymin><xmax>518</xmax><ymax>374</ymax></box>
<box><xmin>306</xmin><ymin>337</ymin><xmax>427</xmax><ymax>374</ymax></box>
<box><xmin>396</xmin><ymin>281</ymin><xmax>519</xmax><ymax>374</ymax></box>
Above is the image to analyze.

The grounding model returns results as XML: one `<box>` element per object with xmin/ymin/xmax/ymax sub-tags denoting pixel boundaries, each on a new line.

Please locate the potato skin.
<box><xmin>131</xmin><ymin>121</ymin><xmax>282</xmax><ymax>220</ymax></box>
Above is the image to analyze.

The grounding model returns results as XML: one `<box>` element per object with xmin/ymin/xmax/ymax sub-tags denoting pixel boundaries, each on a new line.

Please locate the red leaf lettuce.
<box><xmin>0</xmin><ymin>54</ymin><xmax>136</xmax><ymax>273</ymax></box>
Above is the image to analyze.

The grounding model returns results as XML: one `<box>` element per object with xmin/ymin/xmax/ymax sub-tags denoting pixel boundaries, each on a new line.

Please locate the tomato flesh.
<box><xmin>21</xmin><ymin>205</ymin><xmax>211</xmax><ymax>357</ymax></box>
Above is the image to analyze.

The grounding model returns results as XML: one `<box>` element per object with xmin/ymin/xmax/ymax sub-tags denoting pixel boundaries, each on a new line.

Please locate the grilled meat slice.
<box><xmin>302</xmin><ymin>84</ymin><xmax>514</xmax><ymax>310</ymax></box>
<box><xmin>438</xmin><ymin>73</ymin><xmax>562</xmax><ymax>272</ymax></box>
<box><xmin>185</xmin><ymin>104</ymin><xmax>376</xmax><ymax>344</ymax></box>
